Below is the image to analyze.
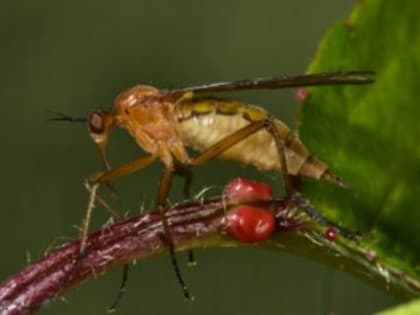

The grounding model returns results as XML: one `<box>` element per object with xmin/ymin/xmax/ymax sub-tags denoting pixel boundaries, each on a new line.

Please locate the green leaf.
<box><xmin>298</xmin><ymin>0</ymin><xmax>420</xmax><ymax>297</ymax></box>
<box><xmin>376</xmin><ymin>299</ymin><xmax>420</xmax><ymax>315</ymax></box>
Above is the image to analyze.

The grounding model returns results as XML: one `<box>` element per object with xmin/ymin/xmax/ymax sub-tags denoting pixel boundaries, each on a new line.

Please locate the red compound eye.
<box><xmin>224</xmin><ymin>178</ymin><xmax>273</xmax><ymax>202</ymax></box>
<box><xmin>225</xmin><ymin>205</ymin><xmax>275</xmax><ymax>243</ymax></box>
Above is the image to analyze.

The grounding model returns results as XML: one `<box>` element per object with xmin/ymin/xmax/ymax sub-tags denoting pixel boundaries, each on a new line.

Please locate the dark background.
<box><xmin>0</xmin><ymin>1</ymin><xmax>396</xmax><ymax>314</ymax></box>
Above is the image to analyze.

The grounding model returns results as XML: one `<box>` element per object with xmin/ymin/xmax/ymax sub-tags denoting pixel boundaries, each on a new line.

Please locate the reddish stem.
<box><xmin>0</xmin><ymin>197</ymin><xmax>288</xmax><ymax>315</ymax></box>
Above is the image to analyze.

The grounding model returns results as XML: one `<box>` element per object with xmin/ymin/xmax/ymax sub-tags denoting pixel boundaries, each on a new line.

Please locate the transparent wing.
<box><xmin>169</xmin><ymin>71</ymin><xmax>375</xmax><ymax>95</ymax></box>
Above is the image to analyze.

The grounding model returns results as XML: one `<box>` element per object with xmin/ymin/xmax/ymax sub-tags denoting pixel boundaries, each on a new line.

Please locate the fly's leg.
<box><xmin>265</xmin><ymin>120</ymin><xmax>295</xmax><ymax>195</ymax></box>
<box><xmin>56</xmin><ymin>180</ymin><xmax>117</xmax><ymax>305</ymax></box>
<box><xmin>103</xmin><ymin>198</ymin><xmax>129</xmax><ymax>312</ymax></box>
<box><xmin>108</xmin><ymin>264</ymin><xmax>130</xmax><ymax>312</ymax></box>
<box><xmin>84</xmin><ymin>181</ymin><xmax>131</xmax><ymax>312</ymax></box>
<box><xmin>174</xmin><ymin>165</ymin><xmax>193</xmax><ymax>201</ymax></box>
<box><xmin>266</xmin><ymin>120</ymin><xmax>359</xmax><ymax>240</ymax></box>
<box><xmin>158</xmin><ymin>167</ymin><xmax>194</xmax><ymax>301</ymax></box>
<box><xmin>92</xmin><ymin>155</ymin><xmax>194</xmax><ymax>301</ymax></box>
<box><xmin>289</xmin><ymin>192</ymin><xmax>360</xmax><ymax>240</ymax></box>
<box><xmin>82</xmin><ymin>182</ymin><xmax>128</xmax><ymax>313</ymax></box>
<box><xmin>90</xmin><ymin>155</ymin><xmax>157</xmax><ymax>183</ymax></box>
<box><xmin>174</xmin><ymin>166</ymin><xmax>197</xmax><ymax>267</ymax></box>
<box><xmin>186</xmin><ymin>117</ymin><xmax>291</xmax><ymax>190</ymax></box>
<box><xmin>187</xmin><ymin>250</ymin><xmax>196</xmax><ymax>267</ymax></box>
<box><xmin>80</xmin><ymin>181</ymin><xmax>99</xmax><ymax>253</ymax></box>
<box><xmin>79</xmin><ymin>155</ymin><xmax>157</xmax><ymax>310</ymax></box>
<box><xmin>189</xmin><ymin>120</ymin><xmax>268</xmax><ymax>167</ymax></box>
<box><xmin>184</xmin><ymin>118</ymin><xmax>296</xmax><ymax>192</ymax></box>
<box><xmin>186</xmin><ymin>118</ymin><xmax>359</xmax><ymax>240</ymax></box>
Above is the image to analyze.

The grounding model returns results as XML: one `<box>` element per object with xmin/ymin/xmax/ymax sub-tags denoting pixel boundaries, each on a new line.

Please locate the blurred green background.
<box><xmin>0</xmin><ymin>1</ymin><xmax>397</xmax><ymax>314</ymax></box>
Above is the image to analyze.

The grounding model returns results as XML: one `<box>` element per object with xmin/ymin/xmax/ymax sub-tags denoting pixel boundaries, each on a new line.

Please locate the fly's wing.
<box><xmin>169</xmin><ymin>71</ymin><xmax>374</xmax><ymax>95</ymax></box>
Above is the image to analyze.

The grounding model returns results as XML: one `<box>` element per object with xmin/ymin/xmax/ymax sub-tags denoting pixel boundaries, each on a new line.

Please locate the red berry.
<box><xmin>224</xmin><ymin>178</ymin><xmax>273</xmax><ymax>203</ymax></box>
<box><xmin>225</xmin><ymin>205</ymin><xmax>275</xmax><ymax>243</ymax></box>
<box><xmin>324</xmin><ymin>227</ymin><xmax>338</xmax><ymax>241</ymax></box>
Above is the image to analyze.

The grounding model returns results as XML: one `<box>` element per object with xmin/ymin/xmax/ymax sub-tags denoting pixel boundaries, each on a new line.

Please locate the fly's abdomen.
<box><xmin>176</xmin><ymin>98</ymin><xmax>342</xmax><ymax>186</ymax></box>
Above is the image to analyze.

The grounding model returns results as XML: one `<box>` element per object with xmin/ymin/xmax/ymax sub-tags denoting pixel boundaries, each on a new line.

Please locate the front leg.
<box><xmin>83</xmin><ymin>154</ymin><xmax>157</xmax><ymax>311</ymax></box>
<box><xmin>81</xmin><ymin>155</ymin><xmax>157</xmax><ymax>253</ymax></box>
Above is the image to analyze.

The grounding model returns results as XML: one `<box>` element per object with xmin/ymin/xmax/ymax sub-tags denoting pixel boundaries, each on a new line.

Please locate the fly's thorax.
<box><xmin>115</xmin><ymin>85</ymin><xmax>161</xmax><ymax>109</ymax></box>
<box><xmin>113</xmin><ymin>85</ymin><xmax>190</xmax><ymax>167</ymax></box>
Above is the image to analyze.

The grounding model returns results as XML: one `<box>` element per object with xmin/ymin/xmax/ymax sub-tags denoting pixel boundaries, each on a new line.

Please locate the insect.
<box><xmin>51</xmin><ymin>70</ymin><xmax>374</xmax><ymax>306</ymax></box>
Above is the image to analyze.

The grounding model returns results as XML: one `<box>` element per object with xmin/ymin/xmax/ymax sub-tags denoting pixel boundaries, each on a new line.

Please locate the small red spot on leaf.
<box><xmin>224</xmin><ymin>178</ymin><xmax>273</xmax><ymax>203</ymax></box>
<box><xmin>225</xmin><ymin>205</ymin><xmax>275</xmax><ymax>243</ymax></box>
<box><xmin>324</xmin><ymin>227</ymin><xmax>338</xmax><ymax>241</ymax></box>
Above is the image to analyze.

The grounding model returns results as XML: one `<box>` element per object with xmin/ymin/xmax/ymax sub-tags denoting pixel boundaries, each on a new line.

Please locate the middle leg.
<box><xmin>157</xmin><ymin>166</ymin><xmax>194</xmax><ymax>300</ymax></box>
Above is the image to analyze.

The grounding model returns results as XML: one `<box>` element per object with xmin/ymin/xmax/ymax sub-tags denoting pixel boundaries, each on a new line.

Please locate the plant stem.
<box><xmin>0</xmin><ymin>197</ymin><xmax>286</xmax><ymax>315</ymax></box>
<box><xmin>0</xmin><ymin>193</ymin><xmax>419</xmax><ymax>315</ymax></box>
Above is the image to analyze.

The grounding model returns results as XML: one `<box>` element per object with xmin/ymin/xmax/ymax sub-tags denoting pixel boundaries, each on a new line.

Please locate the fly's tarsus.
<box><xmin>289</xmin><ymin>192</ymin><xmax>361</xmax><ymax>241</ymax></box>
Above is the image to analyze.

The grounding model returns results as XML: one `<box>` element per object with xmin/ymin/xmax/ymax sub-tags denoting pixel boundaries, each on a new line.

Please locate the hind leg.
<box><xmin>266</xmin><ymin>120</ymin><xmax>359</xmax><ymax>240</ymax></box>
<box><xmin>174</xmin><ymin>166</ymin><xmax>197</xmax><ymax>267</ymax></box>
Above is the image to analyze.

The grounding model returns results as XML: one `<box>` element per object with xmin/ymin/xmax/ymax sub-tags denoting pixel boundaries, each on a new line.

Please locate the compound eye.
<box><xmin>88</xmin><ymin>112</ymin><xmax>105</xmax><ymax>134</ymax></box>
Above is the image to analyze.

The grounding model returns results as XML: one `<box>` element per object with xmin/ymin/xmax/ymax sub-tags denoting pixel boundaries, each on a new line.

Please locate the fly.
<box><xmin>51</xmin><ymin>70</ymin><xmax>374</xmax><ymax>307</ymax></box>
<box><xmin>87</xmin><ymin>71</ymin><xmax>374</xmax><ymax>187</ymax></box>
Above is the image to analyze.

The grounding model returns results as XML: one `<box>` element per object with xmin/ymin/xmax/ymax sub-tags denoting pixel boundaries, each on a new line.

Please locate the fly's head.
<box><xmin>48</xmin><ymin>108</ymin><xmax>116</xmax><ymax>172</ymax></box>
<box><xmin>87</xmin><ymin>85</ymin><xmax>163</xmax><ymax>168</ymax></box>
<box><xmin>87</xmin><ymin>110</ymin><xmax>115</xmax><ymax>171</ymax></box>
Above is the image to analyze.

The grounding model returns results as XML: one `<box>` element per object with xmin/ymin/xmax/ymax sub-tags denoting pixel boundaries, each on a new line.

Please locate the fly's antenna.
<box><xmin>47</xmin><ymin>110</ymin><xmax>87</xmax><ymax>123</ymax></box>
